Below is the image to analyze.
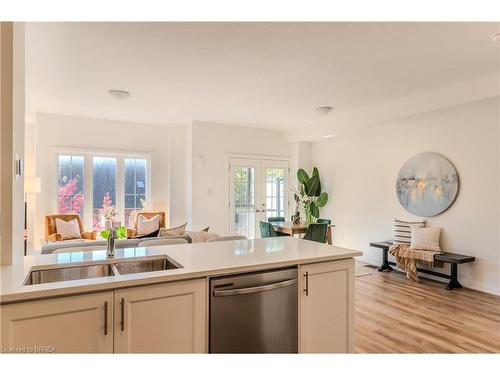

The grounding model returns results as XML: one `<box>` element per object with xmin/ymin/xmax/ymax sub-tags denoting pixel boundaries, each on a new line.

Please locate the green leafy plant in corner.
<box><xmin>100</xmin><ymin>226</ymin><xmax>127</xmax><ymax>240</ymax></box>
<box><xmin>295</xmin><ymin>167</ymin><xmax>329</xmax><ymax>223</ymax></box>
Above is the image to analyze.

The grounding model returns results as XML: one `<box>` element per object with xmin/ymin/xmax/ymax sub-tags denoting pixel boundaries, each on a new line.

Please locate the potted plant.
<box><xmin>295</xmin><ymin>167</ymin><xmax>328</xmax><ymax>223</ymax></box>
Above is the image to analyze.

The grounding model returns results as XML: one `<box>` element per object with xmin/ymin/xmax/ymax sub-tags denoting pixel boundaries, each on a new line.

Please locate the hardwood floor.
<box><xmin>354</xmin><ymin>266</ymin><xmax>500</xmax><ymax>353</ymax></box>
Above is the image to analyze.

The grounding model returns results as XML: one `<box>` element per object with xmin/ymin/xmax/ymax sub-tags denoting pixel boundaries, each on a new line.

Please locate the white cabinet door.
<box><xmin>0</xmin><ymin>292</ymin><xmax>113</xmax><ymax>353</ymax></box>
<box><xmin>114</xmin><ymin>278</ymin><xmax>207</xmax><ymax>353</ymax></box>
<box><xmin>299</xmin><ymin>259</ymin><xmax>355</xmax><ymax>353</ymax></box>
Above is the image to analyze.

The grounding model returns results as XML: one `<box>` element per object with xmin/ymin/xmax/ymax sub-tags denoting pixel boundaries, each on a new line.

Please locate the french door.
<box><xmin>229</xmin><ymin>158</ymin><xmax>289</xmax><ymax>239</ymax></box>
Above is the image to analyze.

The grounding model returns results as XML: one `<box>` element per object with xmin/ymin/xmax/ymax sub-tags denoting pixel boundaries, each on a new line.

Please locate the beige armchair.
<box><xmin>127</xmin><ymin>211</ymin><xmax>167</xmax><ymax>238</ymax></box>
<box><xmin>45</xmin><ymin>214</ymin><xmax>97</xmax><ymax>242</ymax></box>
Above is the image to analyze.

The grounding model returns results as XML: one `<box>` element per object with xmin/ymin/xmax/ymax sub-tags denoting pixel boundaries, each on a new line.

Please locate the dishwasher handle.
<box><xmin>213</xmin><ymin>278</ymin><xmax>297</xmax><ymax>297</ymax></box>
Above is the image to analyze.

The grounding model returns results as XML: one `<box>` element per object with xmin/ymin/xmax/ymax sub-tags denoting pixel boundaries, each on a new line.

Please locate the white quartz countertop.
<box><xmin>0</xmin><ymin>237</ymin><xmax>362</xmax><ymax>304</ymax></box>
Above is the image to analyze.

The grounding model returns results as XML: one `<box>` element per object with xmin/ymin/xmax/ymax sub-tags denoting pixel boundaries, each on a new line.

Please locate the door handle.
<box><xmin>213</xmin><ymin>279</ymin><xmax>297</xmax><ymax>297</ymax></box>
<box><xmin>104</xmin><ymin>301</ymin><xmax>108</xmax><ymax>335</ymax></box>
<box><xmin>120</xmin><ymin>298</ymin><xmax>125</xmax><ymax>331</ymax></box>
<box><xmin>304</xmin><ymin>272</ymin><xmax>309</xmax><ymax>296</ymax></box>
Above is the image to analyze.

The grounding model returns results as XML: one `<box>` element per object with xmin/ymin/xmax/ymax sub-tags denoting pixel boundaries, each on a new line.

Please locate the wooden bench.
<box><xmin>369</xmin><ymin>241</ymin><xmax>475</xmax><ymax>290</ymax></box>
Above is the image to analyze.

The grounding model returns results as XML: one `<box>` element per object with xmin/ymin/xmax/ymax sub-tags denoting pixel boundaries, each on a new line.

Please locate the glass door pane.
<box><xmin>233</xmin><ymin>166</ymin><xmax>256</xmax><ymax>238</ymax></box>
<box><xmin>265</xmin><ymin>167</ymin><xmax>286</xmax><ymax>220</ymax></box>
<box><xmin>230</xmin><ymin>159</ymin><xmax>261</xmax><ymax>239</ymax></box>
<box><xmin>262</xmin><ymin>160</ymin><xmax>289</xmax><ymax>222</ymax></box>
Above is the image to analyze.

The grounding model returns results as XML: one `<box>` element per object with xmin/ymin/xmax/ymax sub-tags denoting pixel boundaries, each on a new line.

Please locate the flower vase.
<box><xmin>104</xmin><ymin>218</ymin><xmax>113</xmax><ymax>230</ymax></box>
<box><xmin>304</xmin><ymin>205</ymin><xmax>314</xmax><ymax>224</ymax></box>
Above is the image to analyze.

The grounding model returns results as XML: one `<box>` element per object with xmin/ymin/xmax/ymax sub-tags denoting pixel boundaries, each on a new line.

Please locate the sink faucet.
<box><xmin>106</xmin><ymin>222</ymin><xmax>120</xmax><ymax>259</ymax></box>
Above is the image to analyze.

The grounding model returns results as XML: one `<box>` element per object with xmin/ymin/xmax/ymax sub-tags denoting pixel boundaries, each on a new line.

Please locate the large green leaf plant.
<box><xmin>295</xmin><ymin>167</ymin><xmax>328</xmax><ymax>223</ymax></box>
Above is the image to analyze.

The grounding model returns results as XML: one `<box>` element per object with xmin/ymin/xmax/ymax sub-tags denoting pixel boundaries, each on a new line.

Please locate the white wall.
<box><xmin>167</xmin><ymin>124</ymin><xmax>189</xmax><ymax>227</ymax></box>
<box><xmin>33</xmin><ymin>113</ymin><xmax>170</xmax><ymax>248</ymax></box>
<box><xmin>312</xmin><ymin>97</ymin><xmax>500</xmax><ymax>295</ymax></box>
<box><xmin>189</xmin><ymin>121</ymin><xmax>294</xmax><ymax>234</ymax></box>
<box><xmin>290</xmin><ymin>142</ymin><xmax>312</xmax><ymax>186</ymax></box>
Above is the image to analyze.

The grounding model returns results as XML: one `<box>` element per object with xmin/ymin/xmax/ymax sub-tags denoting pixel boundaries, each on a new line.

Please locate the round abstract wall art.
<box><xmin>396</xmin><ymin>152</ymin><xmax>459</xmax><ymax>217</ymax></box>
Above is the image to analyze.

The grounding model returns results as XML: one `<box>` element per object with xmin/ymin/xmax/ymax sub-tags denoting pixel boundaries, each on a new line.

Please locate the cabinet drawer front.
<box><xmin>114</xmin><ymin>278</ymin><xmax>207</xmax><ymax>353</ymax></box>
<box><xmin>1</xmin><ymin>292</ymin><xmax>113</xmax><ymax>353</ymax></box>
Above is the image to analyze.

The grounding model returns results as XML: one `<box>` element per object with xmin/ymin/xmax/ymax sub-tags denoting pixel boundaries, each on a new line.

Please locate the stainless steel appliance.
<box><xmin>209</xmin><ymin>267</ymin><xmax>298</xmax><ymax>353</ymax></box>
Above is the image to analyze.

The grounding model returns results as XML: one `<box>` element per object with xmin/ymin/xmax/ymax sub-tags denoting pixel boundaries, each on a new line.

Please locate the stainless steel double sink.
<box><xmin>24</xmin><ymin>256</ymin><xmax>181</xmax><ymax>286</ymax></box>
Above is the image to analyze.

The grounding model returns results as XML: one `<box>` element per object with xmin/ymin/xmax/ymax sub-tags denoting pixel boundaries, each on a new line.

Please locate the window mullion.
<box><xmin>116</xmin><ymin>157</ymin><xmax>125</xmax><ymax>226</ymax></box>
<box><xmin>84</xmin><ymin>154</ymin><xmax>93</xmax><ymax>231</ymax></box>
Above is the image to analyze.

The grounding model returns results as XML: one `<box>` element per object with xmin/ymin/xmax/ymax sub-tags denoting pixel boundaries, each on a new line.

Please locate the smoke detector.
<box><xmin>315</xmin><ymin>106</ymin><xmax>334</xmax><ymax>115</ymax></box>
<box><xmin>108</xmin><ymin>89</ymin><xmax>130</xmax><ymax>99</ymax></box>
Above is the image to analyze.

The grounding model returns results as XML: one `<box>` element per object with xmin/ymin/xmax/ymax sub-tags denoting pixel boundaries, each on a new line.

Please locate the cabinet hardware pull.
<box><xmin>120</xmin><ymin>298</ymin><xmax>125</xmax><ymax>331</ymax></box>
<box><xmin>104</xmin><ymin>301</ymin><xmax>108</xmax><ymax>335</ymax></box>
<box><xmin>304</xmin><ymin>271</ymin><xmax>309</xmax><ymax>296</ymax></box>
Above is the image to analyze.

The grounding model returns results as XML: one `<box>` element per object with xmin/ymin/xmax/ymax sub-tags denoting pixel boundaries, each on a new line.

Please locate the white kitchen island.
<box><xmin>0</xmin><ymin>237</ymin><xmax>362</xmax><ymax>353</ymax></box>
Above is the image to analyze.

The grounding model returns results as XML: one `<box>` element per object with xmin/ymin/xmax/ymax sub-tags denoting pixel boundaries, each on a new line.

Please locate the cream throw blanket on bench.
<box><xmin>389</xmin><ymin>244</ymin><xmax>444</xmax><ymax>282</ymax></box>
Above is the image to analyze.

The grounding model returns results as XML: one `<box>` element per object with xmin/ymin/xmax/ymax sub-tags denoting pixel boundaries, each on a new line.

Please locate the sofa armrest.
<box><xmin>47</xmin><ymin>233</ymin><xmax>63</xmax><ymax>242</ymax></box>
<box><xmin>127</xmin><ymin>228</ymin><xmax>137</xmax><ymax>238</ymax></box>
<box><xmin>82</xmin><ymin>231</ymin><xmax>97</xmax><ymax>240</ymax></box>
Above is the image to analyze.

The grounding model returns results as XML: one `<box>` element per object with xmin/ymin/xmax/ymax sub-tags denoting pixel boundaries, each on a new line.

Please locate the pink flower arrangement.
<box><xmin>93</xmin><ymin>192</ymin><xmax>117</xmax><ymax>231</ymax></box>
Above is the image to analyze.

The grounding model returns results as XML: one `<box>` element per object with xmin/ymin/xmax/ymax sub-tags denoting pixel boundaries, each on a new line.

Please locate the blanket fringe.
<box><xmin>389</xmin><ymin>244</ymin><xmax>443</xmax><ymax>282</ymax></box>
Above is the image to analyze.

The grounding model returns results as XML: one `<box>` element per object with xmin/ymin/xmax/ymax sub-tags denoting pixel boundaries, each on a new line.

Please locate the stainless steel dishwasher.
<box><xmin>209</xmin><ymin>267</ymin><xmax>298</xmax><ymax>353</ymax></box>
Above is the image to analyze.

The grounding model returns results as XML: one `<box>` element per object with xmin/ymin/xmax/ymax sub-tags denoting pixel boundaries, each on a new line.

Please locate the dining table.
<box><xmin>271</xmin><ymin>221</ymin><xmax>335</xmax><ymax>245</ymax></box>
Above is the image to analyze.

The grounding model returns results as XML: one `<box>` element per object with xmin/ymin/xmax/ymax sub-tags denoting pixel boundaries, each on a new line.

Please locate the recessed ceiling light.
<box><xmin>322</xmin><ymin>134</ymin><xmax>335</xmax><ymax>139</ymax></box>
<box><xmin>315</xmin><ymin>106</ymin><xmax>334</xmax><ymax>115</ymax></box>
<box><xmin>108</xmin><ymin>89</ymin><xmax>130</xmax><ymax>99</ymax></box>
<box><xmin>491</xmin><ymin>32</ymin><xmax>500</xmax><ymax>43</ymax></box>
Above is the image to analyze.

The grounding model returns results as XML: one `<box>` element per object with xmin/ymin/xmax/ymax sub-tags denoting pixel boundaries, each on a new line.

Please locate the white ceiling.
<box><xmin>25</xmin><ymin>22</ymin><xmax>499</xmax><ymax>130</ymax></box>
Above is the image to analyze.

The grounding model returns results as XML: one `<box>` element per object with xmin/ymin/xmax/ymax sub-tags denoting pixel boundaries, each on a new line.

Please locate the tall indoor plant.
<box><xmin>295</xmin><ymin>167</ymin><xmax>328</xmax><ymax>223</ymax></box>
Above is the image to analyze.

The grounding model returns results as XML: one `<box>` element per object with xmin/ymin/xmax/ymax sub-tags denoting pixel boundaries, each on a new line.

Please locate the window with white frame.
<box><xmin>57</xmin><ymin>155</ymin><xmax>85</xmax><ymax>216</ymax></box>
<box><xmin>56</xmin><ymin>151</ymin><xmax>150</xmax><ymax>231</ymax></box>
<box><xmin>92</xmin><ymin>157</ymin><xmax>117</xmax><ymax>230</ymax></box>
<box><xmin>124</xmin><ymin>158</ymin><xmax>147</xmax><ymax>227</ymax></box>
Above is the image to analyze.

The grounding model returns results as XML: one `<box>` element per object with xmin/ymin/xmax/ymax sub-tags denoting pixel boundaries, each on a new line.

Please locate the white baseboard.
<box><xmin>460</xmin><ymin>279</ymin><xmax>500</xmax><ymax>296</ymax></box>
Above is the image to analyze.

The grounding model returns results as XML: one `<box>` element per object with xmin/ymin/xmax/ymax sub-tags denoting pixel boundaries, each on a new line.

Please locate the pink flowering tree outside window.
<box><xmin>58</xmin><ymin>176</ymin><xmax>84</xmax><ymax>215</ymax></box>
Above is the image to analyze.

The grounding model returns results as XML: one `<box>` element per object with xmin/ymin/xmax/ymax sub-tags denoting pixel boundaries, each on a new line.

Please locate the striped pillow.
<box><xmin>393</xmin><ymin>218</ymin><xmax>426</xmax><ymax>245</ymax></box>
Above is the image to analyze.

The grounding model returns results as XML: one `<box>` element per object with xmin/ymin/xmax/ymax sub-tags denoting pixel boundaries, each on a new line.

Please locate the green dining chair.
<box><xmin>260</xmin><ymin>221</ymin><xmax>278</xmax><ymax>238</ymax></box>
<box><xmin>316</xmin><ymin>218</ymin><xmax>331</xmax><ymax>225</ymax></box>
<box><xmin>303</xmin><ymin>223</ymin><xmax>328</xmax><ymax>243</ymax></box>
<box><xmin>267</xmin><ymin>217</ymin><xmax>285</xmax><ymax>223</ymax></box>
<box><xmin>265</xmin><ymin>217</ymin><xmax>289</xmax><ymax>237</ymax></box>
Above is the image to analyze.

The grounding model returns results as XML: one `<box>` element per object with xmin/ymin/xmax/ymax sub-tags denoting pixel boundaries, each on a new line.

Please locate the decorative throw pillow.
<box><xmin>55</xmin><ymin>218</ymin><xmax>82</xmax><ymax>240</ymax></box>
<box><xmin>136</xmin><ymin>214</ymin><xmax>160</xmax><ymax>236</ymax></box>
<box><xmin>410</xmin><ymin>227</ymin><xmax>441</xmax><ymax>251</ymax></box>
<box><xmin>158</xmin><ymin>222</ymin><xmax>187</xmax><ymax>237</ymax></box>
<box><xmin>135</xmin><ymin>229</ymin><xmax>160</xmax><ymax>239</ymax></box>
<box><xmin>393</xmin><ymin>218</ymin><xmax>426</xmax><ymax>245</ymax></box>
<box><xmin>185</xmin><ymin>231</ymin><xmax>219</xmax><ymax>243</ymax></box>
